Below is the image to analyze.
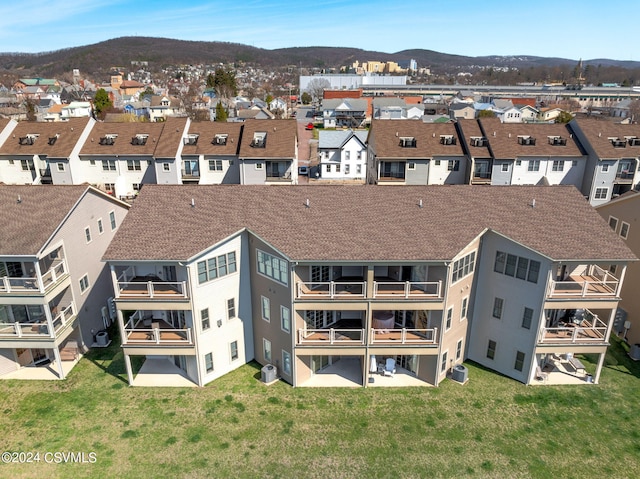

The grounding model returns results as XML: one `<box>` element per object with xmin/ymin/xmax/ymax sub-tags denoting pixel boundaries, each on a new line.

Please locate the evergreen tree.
<box><xmin>94</xmin><ymin>88</ymin><xmax>113</xmax><ymax>119</ymax></box>
<box><xmin>215</xmin><ymin>101</ymin><xmax>228</xmax><ymax>122</ymax></box>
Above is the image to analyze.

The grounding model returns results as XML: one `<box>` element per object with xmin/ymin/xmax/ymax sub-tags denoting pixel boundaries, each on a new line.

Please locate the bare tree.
<box><xmin>628</xmin><ymin>99</ymin><xmax>640</xmax><ymax>123</ymax></box>
<box><xmin>306</xmin><ymin>78</ymin><xmax>331</xmax><ymax>104</ymax></box>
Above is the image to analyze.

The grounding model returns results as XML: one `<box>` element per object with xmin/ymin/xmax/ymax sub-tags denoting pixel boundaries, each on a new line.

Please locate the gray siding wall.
<box><xmin>241</xmin><ymin>159</ymin><xmax>267</xmax><ymax>184</ymax></box>
<box><xmin>50</xmin><ymin>160</ymin><xmax>74</xmax><ymax>185</ymax></box>
<box><xmin>405</xmin><ymin>160</ymin><xmax>429</xmax><ymax>185</ymax></box>
<box><xmin>491</xmin><ymin>160</ymin><xmax>513</xmax><ymax>185</ymax></box>
<box><xmin>155</xmin><ymin>158</ymin><xmax>181</xmax><ymax>184</ymax></box>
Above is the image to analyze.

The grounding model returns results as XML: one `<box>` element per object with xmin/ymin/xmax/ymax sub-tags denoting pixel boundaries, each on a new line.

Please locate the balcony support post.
<box><xmin>33</xmin><ymin>261</ymin><xmax>45</xmax><ymax>293</ymax></box>
<box><xmin>52</xmin><ymin>347</ymin><xmax>65</xmax><ymax>379</ymax></box>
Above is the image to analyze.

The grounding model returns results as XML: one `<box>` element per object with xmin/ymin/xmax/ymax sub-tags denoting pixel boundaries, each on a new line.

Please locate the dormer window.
<box><xmin>131</xmin><ymin>134</ymin><xmax>149</xmax><ymax>145</ymax></box>
<box><xmin>48</xmin><ymin>134</ymin><xmax>59</xmax><ymax>145</ymax></box>
<box><xmin>19</xmin><ymin>134</ymin><xmax>38</xmax><ymax>145</ymax></box>
<box><xmin>627</xmin><ymin>137</ymin><xmax>640</xmax><ymax>146</ymax></box>
<box><xmin>518</xmin><ymin>136</ymin><xmax>536</xmax><ymax>146</ymax></box>
<box><xmin>213</xmin><ymin>134</ymin><xmax>228</xmax><ymax>145</ymax></box>
<box><xmin>548</xmin><ymin>136</ymin><xmax>567</xmax><ymax>146</ymax></box>
<box><xmin>609</xmin><ymin>137</ymin><xmax>626</xmax><ymax>148</ymax></box>
<box><xmin>470</xmin><ymin>137</ymin><xmax>488</xmax><ymax>147</ymax></box>
<box><xmin>251</xmin><ymin>132</ymin><xmax>267</xmax><ymax>148</ymax></box>
<box><xmin>99</xmin><ymin>134</ymin><xmax>117</xmax><ymax>145</ymax></box>
<box><xmin>440</xmin><ymin>135</ymin><xmax>456</xmax><ymax>145</ymax></box>
<box><xmin>399</xmin><ymin>136</ymin><xmax>416</xmax><ymax>148</ymax></box>
<box><xmin>184</xmin><ymin>134</ymin><xmax>199</xmax><ymax>146</ymax></box>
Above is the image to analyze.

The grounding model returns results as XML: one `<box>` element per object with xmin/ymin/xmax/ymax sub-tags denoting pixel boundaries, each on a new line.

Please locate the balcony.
<box><xmin>0</xmin><ymin>260</ymin><xmax>68</xmax><ymax>295</ymax></box>
<box><xmin>539</xmin><ymin>309</ymin><xmax>608</xmax><ymax>344</ymax></box>
<box><xmin>370</xmin><ymin>328</ymin><xmax>438</xmax><ymax>345</ymax></box>
<box><xmin>297</xmin><ymin>328</ymin><xmax>365</xmax><ymax>345</ymax></box>
<box><xmin>0</xmin><ymin>302</ymin><xmax>76</xmax><ymax>339</ymax></box>
<box><xmin>116</xmin><ymin>276</ymin><xmax>188</xmax><ymax>299</ymax></box>
<box><xmin>122</xmin><ymin>311</ymin><xmax>194</xmax><ymax>346</ymax></box>
<box><xmin>181</xmin><ymin>168</ymin><xmax>200</xmax><ymax>180</ymax></box>
<box><xmin>547</xmin><ymin>265</ymin><xmax>619</xmax><ymax>299</ymax></box>
<box><xmin>372</xmin><ymin>281</ymin><xmax>442</xmax><ymax>299</ymax></box>
<box><xmin>297</xmin><ymin>281</ymin><xmax>366</xmax><ymax>299</ymax></box>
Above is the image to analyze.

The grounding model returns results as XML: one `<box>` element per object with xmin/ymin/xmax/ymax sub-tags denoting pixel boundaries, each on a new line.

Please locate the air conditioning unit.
<box><xmin>261</xmin><ymin>364</ymin><xmax>277</xmax><ymax>383</ymax></box>
<box><xmin>451</xmin><ymin>364</ymin><xmax>468</xmax><ymax>384</ymax></box>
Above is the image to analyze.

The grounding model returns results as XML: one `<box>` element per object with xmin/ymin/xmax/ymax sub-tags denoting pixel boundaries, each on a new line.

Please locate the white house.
<box><xmin>318</xmin><ymin>130</ymin><xmax>368</xmax><ymax>181</ymax></box>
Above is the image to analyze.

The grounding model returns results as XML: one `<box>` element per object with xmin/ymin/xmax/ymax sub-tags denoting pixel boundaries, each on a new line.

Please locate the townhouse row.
<box><xmin>2</xmin><ymin>183</ymin><xmax>634</xmax><ymax>388</ymax></box>
<box><xmin>1</xmin><ymin>115</ymin><xmax>638</xmax><ymax>206</ymax></box>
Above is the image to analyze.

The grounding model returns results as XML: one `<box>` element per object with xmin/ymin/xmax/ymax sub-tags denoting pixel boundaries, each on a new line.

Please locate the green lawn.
<box><xmin>1</xmin><ymin>332</ymin><xmax>639</xmax><ymax>479</ymax></box>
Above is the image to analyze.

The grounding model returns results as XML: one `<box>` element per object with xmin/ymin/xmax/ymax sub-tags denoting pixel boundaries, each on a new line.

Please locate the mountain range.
<box><xmin>1</xmin><ymin>36</ymin><xmax>639</xmax><ymax>80</ymax></box>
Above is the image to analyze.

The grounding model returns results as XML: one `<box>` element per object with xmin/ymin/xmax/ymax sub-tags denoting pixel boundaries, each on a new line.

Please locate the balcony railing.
<box><xmin>548</xmin><ymin>265</ymin><xmax>619</xmax><ymax>298</ymax></box>
<box><xmin>0</xmin><ymin>302</ymin><xmax>75</xmax><ymax>339</ymax></box>
<box><xmin>297</xmin><ymin>281</ymin><xmax>366</xmax><ymax>299</ymax></box>
<box><xmin>373</xmin><ymin>281</ymin><xmax>442</xmax><ymax>299</ymax></box>
<box><xmin>370</xmin><ymin>328</ymin><xmax>438</xmax><ymax>344</ymax></box>
<box><xmin>297</xmin><ymin>328</ymin><xmax>365</xmax><ymax>345</ymax></box>
<box><xmin>0</xmin><ymin>261</ymin><xmax>68</xmax><ymax>294</ymax></box>
<box><xmin>123</xmin><ymin>312</ymin><xmax>194</xmax><ymax>344</ymax></box>
<box><xmin>181</xmin><ymin>169</ymin><xmax>200</xmax><ymax>178</ymax></box>
<box><xmin>117</xmin><ymin>280</ymin><xmax>188</xmax><ymax>299</ymax></box>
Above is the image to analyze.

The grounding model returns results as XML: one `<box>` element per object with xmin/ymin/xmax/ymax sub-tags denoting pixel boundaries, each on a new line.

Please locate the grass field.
<box><xmin>1</xmin><ymin>330</ymin><xmax>639</xmax><ymax>479</ymax></box>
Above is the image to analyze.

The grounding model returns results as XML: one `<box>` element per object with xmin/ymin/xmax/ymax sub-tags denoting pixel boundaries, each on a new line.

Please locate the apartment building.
<box><xmin>0</xmin><ymin>185</ymin><xmax>129</xmax><ymax>379</ymax></box>
<box><xmin>596</xmin><ymin>191</ymin><xmax>640</xmax><ymax>347</ymax></box>
<box><xmin>366</xmin><ymin>120</ymin><xmax>466</xmax><ymax>185</ymax></box>
<box><xmin>238</xmin><ymin>119</ymin><xmax>298</xmax><ymax>184</ymax></box>
<box><xmin>0</xmin><ymin>117</ymin><xmax>92</xmax><ymax>185</ymax></box>
<box><xmin>568</xmin><ymin>118</ymin><xmax>640</xmax><ymax>205</ymax></box>
<box><xmin>458</xmin><ymin>118</ymin><xmax>586</xmax><ymax>187</ymax></box>
<box><xmin>103</xmin><ymin>184</ymin><xmax>634</xmax><ymax>387</ymax></box>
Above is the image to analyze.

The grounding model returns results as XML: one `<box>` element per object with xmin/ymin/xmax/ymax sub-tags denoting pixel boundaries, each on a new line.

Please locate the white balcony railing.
<box><xmin>0</xmin><ymin>260</ymin><xmax>68</xmax><ymax>294</ymax></box>
<box><xmin>117</xmin><ymin>281</ymin><xmax>188</xmax><ymax>299</ymax></box>
<box><xmin>51</xmin><ymin>302</ymin><xmax>76</xmax><ymax>333</ymax></box>
<box><xmin>0</xmin><ymin>302</ymin><xmax>75</xmax><ymax>339</ymax></box>
<box><xmin>41</xmin><ymin>261</ymin><xmax>68</xmax><ymax>289</ymax></box>
<box><xmin>370</xmin><ymin>328</ymin><xmax>438</xmax><ymax>344</ymax></box>
<box><xmin>539</xmin><ymin>313</ymin><xmax>608</xmax><ymax>344</ymax></box>
<box><xmin>123</xmin><ymin>327</ymin><xmax>193</xmax><ymax>345</ymax></box>
<box><xmin>372</xmin><ymin>281</ymin><xmax>442</xmax><ymax>299</ymax></box>
<box><xmin>296</xmin><ymin>281</ymin><xmax>366</xmax><ymax>299</ymax></box>
<box><xmin>297</xmin><ymin>328</ymin><xmax>365</xmax><ymax>345</ymax></box>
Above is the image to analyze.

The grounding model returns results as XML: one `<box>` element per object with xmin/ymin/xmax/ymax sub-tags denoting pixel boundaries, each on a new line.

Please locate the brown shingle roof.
<box><xmin>456</xmin><ymin>119</ymin><xmax>491</xmax><ymax>157</ymax></box>
<box><xmin>478</xmin><ymin>118</ymin><xmax>583</xmax><ymax>159</ymax></box>
<box><xmin>570</xmin><ymin>118</ymin><xmax>640</xmax><ymax>159</ymax></box>
<box><xmin>0</xmin><ymin>118</ymin><xmax>91</xmax><ymax>158</ymax></box>
<box><xmin>369</xmin><ymin>120</ymin><xmax>465</xmax><ymax>158</ymax></box>
<box><xmin>0</xmin><ymin>185</ymin><xmax>88</xmax><ymax>255</ymax></box>
<box><xmin>181</xmin><ymin>121</ymin><xmax>242</xmax><ymax>156</ymax></box>
<box><xmin>80</xmin><ymin>121</ymin><xmax>166</xmax><ymax>156</ymax></box>
<box><xmin>237</xmin><ymin>119</ymin><xmax>296</xmax><ymax>159</ymax></box>
<box><xmin>153</xmin><ymin>117</ymin><xmax>188</xmax><ymax>158</ymax></box>
<box><xmin>103</xmin><ymin>184</ymin><xmax>636</xmax><ymax>263</ymax></box>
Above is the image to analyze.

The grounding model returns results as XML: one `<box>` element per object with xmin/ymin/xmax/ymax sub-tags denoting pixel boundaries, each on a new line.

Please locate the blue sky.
<box><xmin>1</xmin><ymin>0</ymin><xmax>638</xmax><ymax>61</ymax></box>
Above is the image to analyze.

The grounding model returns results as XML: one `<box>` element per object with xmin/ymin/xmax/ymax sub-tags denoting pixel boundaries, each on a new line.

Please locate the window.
<box><xmin>230</xmin><ymin>341</ymin><xmax>239</xmax><ymax>361</ymax></box>
<box><xmin>282</xmin><ymin>350</ymin><xmax>292</xmax><ymax>375</ymax></box>
<box><xmin>522</xmin><ymin>307</ymin><xmax>533</xmax><ymax>330</ymax></box>
<box><xmin>572</xmin><ymin>160</ymin><xmax>578</xmax><ymax>167</ymax></box>
<box><xmin>261</xmin><ymin>296</ymin><xmax>270</xmax><ymax>322</ymax></box>
<box><xmin>227</xmin><ymin>298</ymin><xmax>236</xmax><ymax>320</ymax></box>
<box><xmin>407</xmin><ymin>162</ymin><xmax>416</xmax><ymax>170</ymax></box>
<box><xmin>494</xmin><ymin>251</ymin><xmax>506</xmax><ymax>273</ymax></box>
<box><xmin>445</xmin><ymin>307</ymin><xmax>453</xmax><ymax>330</ymax></box>
<box><xmin>434</xmin><ymin>160</ymin><xmax>441</xmax><ymax>166</ymax></box>
<box><xmin>527</xmin><ymin>261</ymin><xmax>540</xmax><ymax>283</ymax></box>
<box><xmin>209</xmin><ymin>159</ymin><xmax>223</xmax><ymax>171</ymax></box>
<box><xmin>205</xmin><ymin>353</ymin><xmax>214</xmax><ymax>373</ymax></box>
<box><xmin>552</xmin><ymin>160</ymin><xmax>564</xmax><ymax>172</ymax></box>
<box><xmin>609</xmin><ymin>216</ymin><xmax>619</xmax><ymax>231</ymax></box>
<box><xmin>263</xmin><ymin>339</ymin><xmax>272</xmax><ymax>363</ymax></box>
<box><xmin>344</xmin><ymin>164</ymin><xmax>350</xmax><ymax>175</ymax></box>
<box><xmin>84</xmin><ymin>227</ymin><xmax>92</xmax><ymax>243</ymax></box>
<box><xmin>601</xmin><ymin>164</ymin><xmax>609</xmax><ymax>172</ymax></box>
<box><xmin>102</xmin><ymin>160</ymin><xmax>116</xmax><ymax>171</ymax></box>
<box><xmin>492</xmin><ymin>297</ymin><xmax>504</xmax><ymax>319</ymax></box>
<box><xmin>127</xmin><ymin>160</ymin><xmax>141</xmax><ymax>171</ymax></box>
<box><xmin>448</xmin><ymin>160</ymin><xmax>460</xmax><ymax>171</ymax></box>
<box><xmin>451</xmin><ymin>251</ymin><xmax>476</xmax><ymax>283</ymax></box>
<box><xmin>594</xmin><ymin>187</ymin><xmax>608</xmax><ymax>200</ymax></box>
<box><xmin>461</xmin><ymin>297</ymin><xmax>468</xmax><ymax>321</ymax></box>
<box><xmin>505</xmin><ymin>254</ymin><xmax>517</xmax><ymax>277</ymax></box>
<box><xmin>197</xmin><ymin>251</ymin><xmax>237</xmax><ymax>284</ymax></box>
<box><xmin>255</xmin><ymin>162</ymin><xmax>263</xmax><ymax>169</ymax></box>
<box><xmin>514</xmin><ymin>351</ymin><xmax>525</xmax><ymax>372</ymax></box>
<box><xmin>326</xmin><ymin>165</ymin><xmax>331</xmax><ymax>173</ymax></box>
<box><xmin>21</xmin><ymin>160</ymin><xmax>32</xmax><ymax>171</ymax></box>
<box><xmin>441</xmin><ymin>351</ymin><xmax>448</xmax><ymax>373</ymax></box>
<box><xmin>97</xmin><ymin>218</ymin><xmax>104</xmax><ymax>234</ymax></box>
<box><xmin>456</xmin><ymin>339</ymin><xmax>463</xmax><ymax>360</ymax></box>
<box><xmin>79</xmin><ymin>274</ymin><xmax>90</xmax><ymax>293</ymax></box>
<box><xmin>487</xmin><ymin>340</ymin><xmax>496</xmax><ymax>360</ymax></box>
<box><xmin>201</xmin><ymin>308</ymin><xmax>210</xmax><ymax>331</ymax></box>
<box><xmin>281</xmin><ymin>306</ymin><xmax>291</xmax><ymax>333</ymax></box>
<box><xmin>132</xmin><ymin>183</ymin><xmax>141</xmax><ymax>192</ymax></box>
<box><xmin>163</xmin><ymin>163</ymin><xmax>170</xmax><ymax>171</ymax></box>
<box><xmin>256</xmin><ymin>250</ymin><xmax>288</xmax><ymax>286</ymax></box>
<box><xmin>620</xmin><ymin>222</ymin><xmax>630</xmax><ymax>239</ymax></box>
<box><xmin>356</xmin><ymin>164</ymin><xmax>362</xmax><ymax>174</ymax></box>
<box><xmin>501</xmin><ymin>163</ymin><xmax>509</xmax><ymax>172</ymax></box>
<box><xmin>345</xmin><ymin>151</ymin><xmax>350</xmax><ymax>160</ymax></box>
<box><xmin>528</xmin><ymin>160</ymin><xmax>540</xmax><ymax>171</ymax></box>
<box><xmin>109</xmin><ymin>211</ymin><xmax>117</xmax><ymax>230</ymax></box>
<box><xmin>516</xmin><ymin>257</ymin><xmax>529</xmax><ymax>280</ymax></box>
<box><xmin>336</xmin><ymin>164</ymin><xmax>341</xmax><ymax>172</ymax></box>
<box><xmin>57</xmin><ymin>163</ymin><xmax>65</xmax><ymax>172</ymax></box>
<box><xmin>105</xmin><ymin>183</ymin><xmax>115</xmax><ymax>194</ymax></box>
<box><xmin>515</xmin><ymin>160</ymin><xmax>522</xmax><ymax>166</ymax></box>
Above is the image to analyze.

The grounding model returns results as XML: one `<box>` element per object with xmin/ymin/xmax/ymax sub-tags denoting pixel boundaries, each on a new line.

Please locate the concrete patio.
<box><xmin>1</xmin><ymin>356</ymin><xmax>80</xmax><ymax>380</ymax></box>
<box><xmin>132</xmin><ymin>357</ymin><xmax>197</xmax><ymax>387</ymax></box>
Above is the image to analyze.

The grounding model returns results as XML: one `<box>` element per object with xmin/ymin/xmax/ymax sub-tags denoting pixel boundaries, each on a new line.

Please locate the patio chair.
<box><xmin>535</xmin><ymin>365</ymin><xmax>548</xmax><ymax>383</ymax></box>
<box><xmin>384</xmin><ymin>358</ymin><xmax>396</xmax><ymax>377</ymax></box>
